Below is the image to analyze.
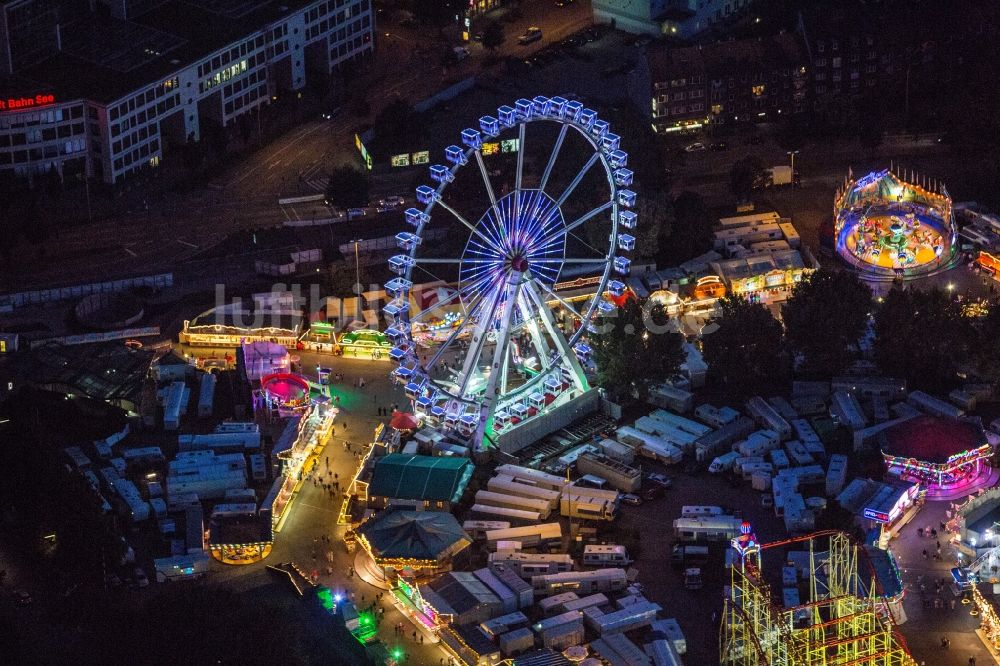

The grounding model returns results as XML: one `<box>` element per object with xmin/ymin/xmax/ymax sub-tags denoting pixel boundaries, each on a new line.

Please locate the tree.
<box><xmin>327</xmin><ymin>258</ymin><xmax>371</xmax><ymax>297</ymax></box>
<box><xmin>591</xmin><ymin>298</ymin><xmax>686</xmax><ymax>403</ymax></box>
<box><xmin>371</xmin><ymin>98</ymin><xmax>420</xmax><ymax>155</ymax></box>
<box><xmin>409</xmin><ymin>0</ymin><xmax>461</xmax><ymax>26</ymax></box>
<box><xmin>659</xmin><ymin>191</ymin><xmax>713</xmax><ymax>265</ymax></box>
<box><xmin>325</xmin><ymin>166</ymin><xmax>369</xmax><ymax>209</ymax></box>
<box><xmin>872</xmin><ymin>287</ymin><xmax>972</xmax><ymax>392</ymax></box>
<box><xmin>631</xmin><ymin>191</ymin><xmax>671</xmax><ymax>263</ymax></box>
<box><xmin>483</xmin><ymin>21</ymin><xmax>505</xmax><ymax>52</ymax></box>
<box><xmin>729</xmin><ymin>156</ymin><xmax>769</xmax><ymax>202</ymax></box>
<box><xmin>781</xmin><ymin>269</ymin><xmax>872</xmax><ymax>376</ymax></box>
<box><xmin>702</xmin><ymin>295</ymin><xmax>789</xmax><ymax>398</ymax></box>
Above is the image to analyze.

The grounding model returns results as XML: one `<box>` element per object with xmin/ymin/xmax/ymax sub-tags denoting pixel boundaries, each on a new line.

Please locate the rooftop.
<box><xmin>356</xmin><ymin>509</ymin><xmax>472</xmax><ymax>563</ymax></box>
<box><xmin>5</xmin><ymin>0</ymin><xmax>317</xmax><ymax>104</ymax></box>
<box><xmin>368</xmin><ymin>454</ymin><xmax>473</xmax><ymax>504</ymax></box>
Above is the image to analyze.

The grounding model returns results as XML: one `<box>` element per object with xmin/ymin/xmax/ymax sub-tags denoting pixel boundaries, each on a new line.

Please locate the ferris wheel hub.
<box><xmin>510</xmin><ymin>255</ymin><xmax>529</xmax><ymax>273</ymax></box>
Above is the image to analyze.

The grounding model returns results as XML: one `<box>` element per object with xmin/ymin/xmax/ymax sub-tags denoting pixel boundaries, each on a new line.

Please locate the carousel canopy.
<box><xmin>369</xmin><ymin>454</ymin><xmax>473</xmax><ymax>505</ymax></box>
<box><xmin>357</xmin><ymin>509</ymin><xmax>472</xmax><ymax>563</ymax></box>
<box><xmin>840</xmin><ymin>169</ymin><xmax>949</xmax><ymax>211</ymax></box>
<box><xmin>880</xmin><ymin>415</ymin><xmax>987</xmax><ymax>464</ymax></box>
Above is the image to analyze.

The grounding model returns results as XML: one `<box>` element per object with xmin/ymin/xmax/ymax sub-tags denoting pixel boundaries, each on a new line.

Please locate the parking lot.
<box><xmin>613</xmin><ymin>459</ymin><xmax>790</xmax><ymax>665</ymax></box>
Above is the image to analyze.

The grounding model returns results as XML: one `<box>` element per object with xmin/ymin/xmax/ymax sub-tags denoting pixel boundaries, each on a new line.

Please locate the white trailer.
<box><xmin>681</xmin><ymin>505</ymin><xmax>723</xmax><ymax>518</ymax></box>
<box><xmin>648</xmin><ymin>410</ymin><xmax>712</xmax><ymax>437</ymax></box>
<box><xmin>494</xmin><ymin>464</ymin><xmax>570</xmax><ymax>493</ymax></box>
<box><xmin>470</xmin><ymin>504</ymin><xmax>541</xmax><ymax>524</ymax></box>
<box><xmin>746</xmin><ymin>397</ymin><xmax>792</xmax><ymax>440</ymax></box>
<box><xmin>673</xmin><ymin>515</ymin><xmax>743</xmax><ymax>542</ymax></box>
<box><xmin>488</xmin><ymin>476</ymin><xmax>561</xmax><ymax>510</ymax></box>
<box><xmin>709</xmin><ymin>451</ymin><xmax>741</xmax><ymax>474</ymax></box>
<box><xmin>769</xmin><ymin>449</ymin><xmax>790</xmax><ymax>470</ymax></box>
<box><xmin>197</xmin><ymin>372</ymin><xmax>216</xmax><ymax>418</ymax></box>
<box><xmin>785</xmin><ymin>440</ymin><xmax>815</xmax><ymax>467</ymax></box>
<box><xmin>486</xmin><ymin>523</ymin><xmax>562</xmax><ymax>550</ymax></box>
<box><xmin>617</xmin><ymin>427</ymin><xmax>683</xmax><ymax>465</ymax></box>
<box><xmin>740</xmin><ymin>462</ymin><xmax>773</xmax><ymax>481</ymax></box>
<box><xmin>582</xmin><ymin>544</ymin><xmax>632</xmax><ymax>568</ymax></box>
<box><xmin>826</xmin><ymin>454</ymin><xmax>849</xmax><ymax>497</ymax></box>
<box><xmin>463</xmin><ymin>520</ymin><xmax>511</xmax><ymax>539</ymax></box>
<box><xmin>695</xmin><ymin>404</ymin><xmax>740</xmax><ymax>428</ymax></box>
<box><xmin>475</xmin><ymin>490</ymin><xmax>553</xmax><ymax>519</ymax></box>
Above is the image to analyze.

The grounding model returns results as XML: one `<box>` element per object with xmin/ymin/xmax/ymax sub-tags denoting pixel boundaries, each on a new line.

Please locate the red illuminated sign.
<box><xmin>0</xmin><ymin>93</ymin><xmax>56</xmax><ymax>111</ymax></box>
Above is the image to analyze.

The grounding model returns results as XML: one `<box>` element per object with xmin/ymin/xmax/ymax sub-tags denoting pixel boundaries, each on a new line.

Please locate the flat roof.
<box><xmin>7</xmin><ymin>0</ymin><xmax>317</xmax><ymax>104</ymax></box>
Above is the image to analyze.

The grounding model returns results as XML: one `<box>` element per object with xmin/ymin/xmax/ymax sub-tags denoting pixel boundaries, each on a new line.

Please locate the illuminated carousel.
<box><xmin>834</xmin><ymin>167</ymin><xmax>956</xmax><ymax>278</ymax></box>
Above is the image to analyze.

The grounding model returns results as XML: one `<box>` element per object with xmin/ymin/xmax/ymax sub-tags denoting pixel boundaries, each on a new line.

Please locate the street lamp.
<box><xmin>787</xmin><ymin>150</ymin><xmax>800</xmax><ymax>175</ymax></box>
<box><xmin>350</xmin><ymin>238</ymin><xmax>363</xmax><ymax>320</ymax></box>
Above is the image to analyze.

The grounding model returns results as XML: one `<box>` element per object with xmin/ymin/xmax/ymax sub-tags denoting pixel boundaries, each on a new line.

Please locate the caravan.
<box><xmin>582</xmin><ymin>544</ymin><xmax>632</xmax><ymax>568</ymax></box>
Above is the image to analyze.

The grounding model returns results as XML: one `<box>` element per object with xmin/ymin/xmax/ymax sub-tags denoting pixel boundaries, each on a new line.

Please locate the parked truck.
<box><xmin>769</xmin><ymin>165</ymin><xmax>793</xmax><ymax>186</ymax></box>
<box><xmin>708</xmin><ymin>451</ymin><xmax>741</xmax><ymax>474</ymax></box>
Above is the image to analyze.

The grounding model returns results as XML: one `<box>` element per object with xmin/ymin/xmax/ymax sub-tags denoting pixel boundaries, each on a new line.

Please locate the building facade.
<box><xmin>593</xmin><ymin>0</ymin><xmax>752</xmax><ymax>38</ymax></box>
<box><xmin>640</xmin><ymin>33</ymin><xmax>808</xmax><ymax>133</ymax></box>
<box><xmin>0</xmin><ymin>0</ymin><xmax>374</xmax><ymax>184</ymax></box>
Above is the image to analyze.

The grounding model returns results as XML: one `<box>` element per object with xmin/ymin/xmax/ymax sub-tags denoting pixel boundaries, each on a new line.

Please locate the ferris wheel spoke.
<box><xmin>522</xmin><ymin>278</ymin><xmax>589</xmax><ymax>392</ymax></box>
<box><xmin>424</xmin><ymin>287</ymin><xmax>490</xmax><ymax>373</ymax></box>
<box><xmin>534</xmin><ymin>279</ymin><xmax>584</xmax><ymax>321</ymax></box>
<box><xmin>436</xmin><ymin>198</ymin><xmax>505</xmax><ymax>255</ymax></box>
<box><xmin>528</xmin><ymin>201</ymin><xmax>612</xmax><ymax>255</ymax></box>
<box><xmin>533</xmin><ymin>258</ymin><xmax>609</xmax><ymax>264</ymax></box>
<box><xmin>539</xmin><ymin>123</ymin><xmax>569</xmax><ymax>193</ymax></box>
<box><xmin>555</xmin><ymin>152</ymin><xmax>600</xmax><ymax>209</ymax></box>
<box><xmin>474</xmin><ymin>150</ymin><xmax>497</xmax><ymax>208</ymax></box>
<box><xmin>414</xmin><ymin>257</ymin><xmax>473</xmax><ymax>264</ymax></box>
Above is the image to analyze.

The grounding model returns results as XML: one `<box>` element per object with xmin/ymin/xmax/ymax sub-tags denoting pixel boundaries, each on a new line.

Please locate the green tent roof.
<box><xmin>368</xmin><ymin>454</ymin><xmax>473</xmax><ymax>504</ymax></box>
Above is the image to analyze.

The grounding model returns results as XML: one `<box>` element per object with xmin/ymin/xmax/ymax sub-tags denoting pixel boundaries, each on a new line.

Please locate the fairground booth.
<box><xmin>834</xmin><ymin>167</ymin><xmax>956</xmax><ymax>277</ymax></box>
<box><xmin>880</xmin><ymin>415</ymin><xmax>992</xmax><ymax>494</ymax></box>
<box><xmin>355</xmin><ymin>509</ymin><xmax>472</xmax><ymax>583</ymax></box>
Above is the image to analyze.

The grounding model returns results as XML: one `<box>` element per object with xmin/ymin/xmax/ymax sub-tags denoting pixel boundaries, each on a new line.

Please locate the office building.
<box><xmin>0</xmin><ymin>0</ymin><xmax>374</xmax><ymax>184</ymax></box>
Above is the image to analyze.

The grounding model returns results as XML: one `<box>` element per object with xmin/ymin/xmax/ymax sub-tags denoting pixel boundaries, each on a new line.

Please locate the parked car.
<box><xmin>320</xmin><ymin>106</ymin><xmax>341</xmax><ymax>120</ymax></box>
<box><xmin>376</xmin><ymin>195</ymin><xmax>405</xmax><ymax>212</ymax></box>
<box><xmin>621</xmin><ymin>493</ymin><xmax>643</xmax><ymax>506</ymax></box>
<box><xmin>683</xmin><ymin>142</ymin><xmax>706</xmax><ymax>152</ymax></box>
<box><xmin>13</xmin><ymin>590</ymin><xmax>32</xmax><ymax>606</ymax></box>
<box><xmin>134</xmin><ymin>567</ymin><xmax>149</xmax><ymax>588</ymax></box>
<box><xmin>347</xmin><ymin>208</ymin><xmax>366</xmax><ymax>220</ymax></box>
<box><xmin>646</xmin><ymin>472</ymin><xmax>672</xmax><ymax>488</ymax></box>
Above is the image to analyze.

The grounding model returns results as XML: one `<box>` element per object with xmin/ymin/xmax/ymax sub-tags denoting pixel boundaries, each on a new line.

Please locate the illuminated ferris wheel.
<box><xmin>383</xmin><ymin>96</ymin><xmax>637</xmax><ymax>453</ymax></box>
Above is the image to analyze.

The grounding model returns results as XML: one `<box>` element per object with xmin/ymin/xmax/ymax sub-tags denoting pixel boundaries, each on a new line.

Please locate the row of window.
<box><xmin>197</xmin><ymin>35</ymin><xmax>267</xmax><ymax>79</ymax></box>
<box><xmin>112</xmin><ymin>94</ymin><xmax>180</xmax><ymax>137</ymax></box>
<box><xmin>224</xmin><ymin>68</ymin><xmax>266</xmax><ymax>99</ymax></box>
<box><xmin>815</xmin><ymin>79</ymin><xmax>877</xmax><ymax>94</ymax></box>
<box><xmin>330</xmin><ymin>34</ymin><xmax>370</xmax><ymax>63</ymax></box>
<box><xmin>0</xmin><ymin>105</ymin><xmax>84</xmax><ymax>130</ymax></box>
<box><xmin>657</xmin><ymin>89</ymin><xmax>705</xmax><ymax>103</ymax></box>
<box><xmin>0</xmin><ymin>138</ymin><xmax>86</xmax><ymax>165</ymax></box>
<box><xmin>307</xmin><ymin>12</ymin><xmax>370</xmax><ymax>41</ymax></box>
<box><xmin>0</xmin><ymin>121</ymin><xmax>85</xmax><ymax>147</ymax></box>
<box><xmin>306</xmin><ymin>0</ymin><xmax>368</xmax><ymax>24</ymax></box>
<box><xmin>224</xmin><ymin>83</ymin><xmax>268</xmax><ymax>117</ymax></box>
<box><xmin>110</xmin><ymin>79</ymin><xmax>178</xmax><ymax>122</ymax></box>
<box><xmin>816</xmin><ymin>35</ymin><xmax>876</xmax><ymax>53</ymax></box>
<box><xmin>113</xmin><ymin>138</ymin><xmax>159</xmax><ymax>172</ymax></box>
<box><xmin>202</xmin><ymin>59</ymin><xmax>250</xmax><ymax>94</ymax></box>
<box><xmin>113</xmin><ymin>121</ymin><xmax>158</xmax><ymax>156</ymax></box>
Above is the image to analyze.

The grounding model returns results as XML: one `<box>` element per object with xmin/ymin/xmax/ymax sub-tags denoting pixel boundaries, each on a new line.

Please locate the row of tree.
<box><xmin>593</xmin><ymin>269</ymin><xmax>1000</xmax><ymax>404</ymax></box>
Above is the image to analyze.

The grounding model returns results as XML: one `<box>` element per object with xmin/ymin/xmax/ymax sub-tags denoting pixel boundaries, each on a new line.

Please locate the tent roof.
<box><xmin>368</xmin><ymin>454</ymin><xmax>472</xmax><ymax>504</ymax></box>
<box><xmin>357</xmin><ymin>509</ymin><xmax>471</xmax><ymax>562</ymax></box>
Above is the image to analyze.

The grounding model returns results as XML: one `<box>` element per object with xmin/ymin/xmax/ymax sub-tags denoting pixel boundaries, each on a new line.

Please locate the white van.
<box><xmin>709</xmin><ymin>451</ymin><xmax>740</xmax><ymax>474</ymax></box>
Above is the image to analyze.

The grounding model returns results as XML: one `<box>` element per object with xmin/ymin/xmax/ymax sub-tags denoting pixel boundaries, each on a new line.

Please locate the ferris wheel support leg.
<box><xmin>474</xmin><ymin>272</ymin><xmax>524</xmax><ymax>453</ymax></box>
<box><xmin>522</xmin><ymin>278</ymin><xmax>590</xmax><ymax>394</ymax></box>
<box><xmin>457</xmin><ymin>281</ymin><xmax>507</xmax><ymax>398</ymax></box>
<box><xmin>517</xmin><ymin>294</ymin><xmax>552</xmax><ymax>371</ymax></box>
<box><xmin>515</xmin><ymin>122</ymin><xmax>526</xmax><ymax>193</ymax></box>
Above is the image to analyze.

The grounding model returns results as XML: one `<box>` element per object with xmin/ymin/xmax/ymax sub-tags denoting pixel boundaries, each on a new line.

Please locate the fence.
<box><xmin>1</xmin><ymin>273</ymin><xmax>173</xmax><ymax>310</ymax></box>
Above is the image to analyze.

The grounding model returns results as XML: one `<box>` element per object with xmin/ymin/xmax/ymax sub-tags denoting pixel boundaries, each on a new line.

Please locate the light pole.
<box><xmin>787</xmin><ymin>150</ymin><xmax>799</xmax><ymax>174</ymax></box>
<box><xmin>350</xmin><ymin>238</ymin><xmax>362</xmax><ymax>320</ymax></box>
